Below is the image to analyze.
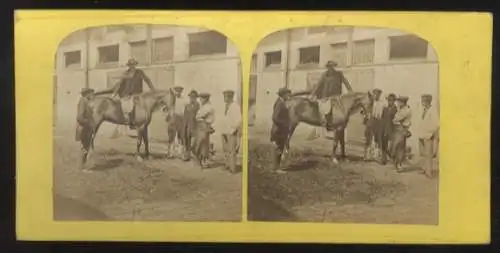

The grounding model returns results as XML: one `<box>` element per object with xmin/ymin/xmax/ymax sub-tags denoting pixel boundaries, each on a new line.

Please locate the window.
<box><xmin>264</xmin><ymin>51</ymin><xmax>281</xmax><ymax>67</ymax></box>
<box><xmin>307</xmin><ymin>27</ymin><xmax>331</xmax><ymax>34</ymax></box>
<box><xmin>251</xmin><ymin>54</ymin><xmax>258</xmax><ymax>73</ymax></box>
<box><xmin>352</xmin><ymin>39</ymin><xmax>375</xmax><ymax>65</ymax></box>
<box><xmin>64</xmin><ymin>50</ymin><xmax>81</xmax><ymax>68</ymax></box>
<box><xmin>299</xmin><ymin>46</ymin><xmax>320</xmax><ymax>65</ymax></box>
<box><xmin>98</xmin><ymin>44</ymin><xmax>119</xmax><ymax>65</ymax></box>
<box><xmin>389</xmin><ymin>35</ymin><xmax>428</xmax><ymax>59</ymax></box>
<box><xmin>152</xmin><ymin>37</ymin><xmax>174</xmax><ymax>63</ymax></box>
<box><xmin>129</xmin><ymin>40</ymin><xmax>148</xmax><ymax>65</ymax></box>
<box><xmin>330</xmin><ymin>43</ymin><xmax>348</xmax><ymax>67</ymax></box>
<box><xmin>188</xmin><ymin>30</ymin><xmax>227</xmax><ymax>56</ymax></box>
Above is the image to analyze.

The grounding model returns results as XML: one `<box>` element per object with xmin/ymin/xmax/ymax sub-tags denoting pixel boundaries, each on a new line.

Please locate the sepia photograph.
<box><xmin>52</xmin><ymin>24</ymin><xmax>243</xmax><ymax>221</ymax></box>
<box><xmin>248</xmin><ymin>26</ymin><xmax>440</xmax><ymax>224</ymax></box>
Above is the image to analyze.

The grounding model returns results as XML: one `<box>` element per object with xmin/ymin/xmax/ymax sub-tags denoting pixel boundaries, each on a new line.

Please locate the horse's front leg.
<box><xmin>143</xmin><ymin>125</ymin><xmax>150</xmax><ymax>159</ymax></box>
<box><xmin>135</xmin><ymin>127</ymin><xmax>144</xmax><ymax>162</ymax></box>
<box><xmin>282</xmin><ymin>123</ymin><xmax>297</xmax><ymax>164</ymax></box>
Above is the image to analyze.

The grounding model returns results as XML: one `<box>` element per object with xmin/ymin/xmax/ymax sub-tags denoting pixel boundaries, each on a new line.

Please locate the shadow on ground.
<box><xmin>248</xmin><ymin>139</ymin><xmax>407</xmax><ymax>222</ymax></box>
<box><xmin>53</xmin><ymin>193</ymin><xmax>112</xmax><ymax>221</ymax></box>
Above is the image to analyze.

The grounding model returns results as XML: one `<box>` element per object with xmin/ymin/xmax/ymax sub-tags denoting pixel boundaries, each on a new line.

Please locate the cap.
<box><xmin>421</xmin><ymin>94</ymin><xmax>433</xmax><ymax>101</ymax></box>
<box><xmin>223</xmin><ymin>89</ymin><xmax>235</xmax><ymax>95</ymax></box>
<box><xmin>173</xmin><ymin>85</ymin><xmax>184</xmax><ymax>91</ymax></box>
<box><xmin>188</xmin><ymin>90</ymin><xmax>198</xmax><ymax>97</ymax></box>
<box><xmin>126</xmin><ymin>58</ymin><xmax>139</xmax><ymax>66</ymax></box>
<box><xmin>372</xmin><ymin>88</ymin><xmax>382</xmax><ymax>94</ymax></box>
<box><xmin>80</xmin><ymin>88</ymin><xmax>95</xmax><ymax>96</ymax></box>
<box><xmin>277</xmin><ymin>87</ymin><xmax>292</xmax><ymax>97</ymax></box>
<box><xmin>325</xmin><ymin>60</ymin><xmax>338</xmax><ymax>67</ymax></box>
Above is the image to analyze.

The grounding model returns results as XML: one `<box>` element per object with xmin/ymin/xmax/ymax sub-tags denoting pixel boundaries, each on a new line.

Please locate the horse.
<box><xmin>284</xmin><ymin>91</ymin><xmax>374</xmax><ymax>164</ymax></box>
<box><xmin>84</xmin><ymin>89</ymin><xmax>176</xmax><ymax>163</ymax></box>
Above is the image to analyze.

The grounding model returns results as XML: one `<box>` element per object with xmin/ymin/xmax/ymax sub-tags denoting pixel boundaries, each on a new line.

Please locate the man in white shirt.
<box><xmin>166</xmin><ymin>85</ymin><xmax>189</xmax><ymax>158</ymax></box>
<box><xmin>416</xmin><ymin>94</ymin><xmax>439</xmax><ymax>178</ymax></box>
<box><xmin>220</xmin><ymin>90</ymin><xmax>242</xmax><ymax>173</ymax></box>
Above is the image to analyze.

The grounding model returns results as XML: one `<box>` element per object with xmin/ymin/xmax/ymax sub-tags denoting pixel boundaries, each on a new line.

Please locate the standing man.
<box><xmin>75</xmin><ymin>88</ymin><xmax>96</xmax><ymax>172</ymax></box>
<box><xmin>416</xmin><ymin>94</ymin><xmax>439</xmax><ymax>178</ymax></box>
<box><xmin>166</xmin><ymin>85</ymin><xmax>189</xmax><ymax>158</ymax></box>
<box><xmin>193</xmin><ymin>92</ymin><xmax>216</xmax><ymax>167</ymax></box>
<box><xmin>379</xmin><ymin>93</ymin><xmax>398</xmax><ymax>165</ymax></box>
<box><xmin>363</xmin><ymin>88</ymin><xmax>384</xmax><ymax>161</ymax></box>
<box><xmin>220</xmin><ymin>89</ymin><xmax>242</xmax><ymax>173</ymax></box>
<box><xmin>391</xmin><ymin>95</ymin><xmax>412</xmax><ymax>172</ymax></box>
<box><xmin>95</xmin><ymin>58</ymin><xmax>155</xmax><ymax>135</ymax></box>
<box><xmin>271</xmin><ymin>87</ymin><xmax>292</xmax><ymax>174</ymax></box>
<box><xmin>182</xmin><ymin>90</ymin><xmax>200</xmax><ymax>161</ymax></box>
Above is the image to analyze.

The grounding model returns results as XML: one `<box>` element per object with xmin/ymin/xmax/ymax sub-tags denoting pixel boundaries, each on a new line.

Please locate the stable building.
<box><xmin>249</xmin><ymin>26</ymin><xmax>439</xmax><ymax>153</ymax></box>
<box><xmin>54</xmin><ymin>25</ymin><xmax>242</xmax><ymax>140</ymax></box>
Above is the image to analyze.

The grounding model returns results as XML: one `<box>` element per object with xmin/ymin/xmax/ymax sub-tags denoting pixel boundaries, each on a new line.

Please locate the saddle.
<box><xmin>120</xmin><ymin>96</ymin><xmax>135</xmax><ymax>114</ymax></box>
<box><xmin>311</xmin><ymin>97</ymin><xmax>347</xmax><ymax>129</ymax></box>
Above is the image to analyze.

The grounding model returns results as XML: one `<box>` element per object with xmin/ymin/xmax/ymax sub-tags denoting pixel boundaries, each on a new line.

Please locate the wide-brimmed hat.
<box><xmin>126</xmin><ymin>58</ymin><xmax>139</xmax><ymax>66</ymax></box>
<box><xmin>396</xmin><ymin>95</ymin><xmax>409</xmax><ymax>102</ymax></box>
<box><xmin>188</xmin><ymin>90</ymin><xmax>198</xmax><ymax>97</ymax></box>
<box><xmin>80</xmin><ymin>87</ymin><xmax>95</xmax><ymax>96</ymax></box>
<box><xmin>386</xmin><ymin>93</ymin><xmax>396</xmax><ymax>100</ymax></box>
<box><xmin>325</xmin><ymin>60</ymin><xmax>338</xmax><ymax>67</ymax></box>
<box><xmin>277</xmin><ymin>87</ymin><xmax>292</xmax><ymax>97</ymax></box>
<box><xmin>198</xmin><ymin>92</ymin><xmax>211</xmax><ymax>98</ymax></box>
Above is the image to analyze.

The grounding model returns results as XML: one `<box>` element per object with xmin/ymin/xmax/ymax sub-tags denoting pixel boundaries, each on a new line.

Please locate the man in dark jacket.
<box><xmin>271</xmin><ymin>87</ymin><xmax>291</xmax><ymax>174</ymax></box>
<box><xmin>75</xmin><ymin>87</ymin><xmax>95</xmax><ymax>172</ymax></box>
<box><xmin>95</xmin><ymin>58</ymin><xmax>155</xmax><ymax>129</ymax></box>
<box><xmin>379</xmin><ymin>93</ymin><xmax>398</xmax><ymax>164</ymax></box>
<box><xmin>182</xmin><ymin>90</ymin><xmax>200</xmax><ymax>161</ymax></box>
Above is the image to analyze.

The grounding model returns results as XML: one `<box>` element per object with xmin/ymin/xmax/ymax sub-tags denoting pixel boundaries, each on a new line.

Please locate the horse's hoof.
<box><xmin>332</xmin><ymin>158</ymin><xmax>339</xmax><ymax>164</ymax></box>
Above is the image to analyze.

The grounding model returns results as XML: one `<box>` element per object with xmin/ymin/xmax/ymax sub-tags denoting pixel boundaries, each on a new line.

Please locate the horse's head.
<box><xmin>348</xmin><ymin>91</ymin><xmax>374</xmax><ymax>116</ymax></box>
<box><xmin>151</xmin><ymin>88</ymin><xmax>176</xmax><ymax>114</ymax></box>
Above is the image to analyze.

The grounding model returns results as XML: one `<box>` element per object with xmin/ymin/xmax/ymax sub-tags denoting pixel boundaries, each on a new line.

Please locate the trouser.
<box><xmin>167</xmin><ymin>114</ymin><xmax>184</xmax><ymax>155</ymax></box>
<box><xmin>364</xmin><ymin>123</ymin><xmax>375</xmax><ymax>159</ymax></box>
<box><xmin>271</xmin><ymin>137</ymin><xmax>287</xmax><ymax>171</ymax></box>
<box><xmin>77</xmin><ymin>126</ymin><xmax>92</xmax><ymax>170</ymax></box>
<box><xmin>391</xmin><ymin>126</ymin><xmax>408</xmax><ymax>166</ymax></box>
<box><xmin>419</xmin><ymin>137</ymin><xmax>434</xmax><ymax>174</ymax></box>
<box><xmin>182</xmin><ymin>124</ymin><xmax>195</xmax><ymax>161</ymax></box>
<box><xmin>222</xmin><ymin>132</ymin><xmax>239</xmax><ymax>172</ymax></box>
<box><xmin>380</xmin><ymin>133</ymin><xmax>391</xmax><ymax>164</ymax></box>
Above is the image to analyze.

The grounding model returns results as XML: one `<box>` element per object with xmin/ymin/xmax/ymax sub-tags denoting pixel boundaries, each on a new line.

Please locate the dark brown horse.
<box><xmin>284</xmin><ymin>91</ymin><xmax>374</xmax><ymax>164</ymax></box>
<box><xmin>85</xmin><ymin>89</ymin><xmax>176</xmax><ymax>163</ymax></box>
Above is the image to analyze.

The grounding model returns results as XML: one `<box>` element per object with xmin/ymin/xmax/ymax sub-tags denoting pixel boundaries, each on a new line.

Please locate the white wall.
<box><xmin>55</xmin><ymin>25</ymin><xmax>242</xmax><ymax>145</ymax></box>
<box><xmin>251</xmin><ymin>27</ymin><xmax>440</xmax><ymax>155</ymax></box>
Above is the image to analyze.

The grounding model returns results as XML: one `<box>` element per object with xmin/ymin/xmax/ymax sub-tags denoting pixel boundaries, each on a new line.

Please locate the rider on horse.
<box><xmin>308</xmin><ymin>60</ymin><xmax>353</xmax><ymax>127</ymax></box>
<box><xmin>95</xmin><ymin>58</ymin><xmax>155</xmax><ymax>129</ymax></box>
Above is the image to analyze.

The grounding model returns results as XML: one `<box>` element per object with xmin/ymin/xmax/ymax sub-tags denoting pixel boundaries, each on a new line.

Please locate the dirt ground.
<box><xmin>248</xmin><ymin>126</ymin><xmax>438</xmax><ymax>225</ymax></box>
<box><xmin>53</xmin><ymin>126</ymin><xmax>242</xmax><ymax>222</ymax></box>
